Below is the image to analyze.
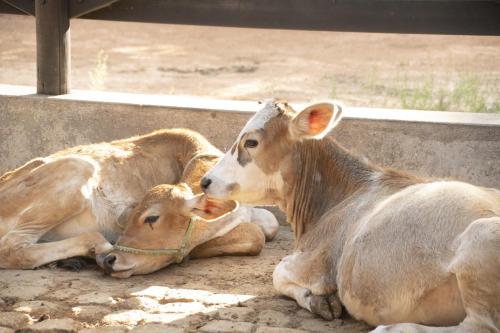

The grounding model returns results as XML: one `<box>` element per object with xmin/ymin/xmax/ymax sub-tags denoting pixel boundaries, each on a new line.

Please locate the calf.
<box><xmin>0</xmin><ymin>129</ymin><xmax>278</xmax><ymax>274</ymax></box>
<box><xmin>202</xmin><ymin>100</ymin><xmax>500</xmax><ymax>333</ymax></box>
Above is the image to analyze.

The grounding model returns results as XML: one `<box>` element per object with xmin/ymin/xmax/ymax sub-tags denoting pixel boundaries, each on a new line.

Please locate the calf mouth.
<box><xmin>96</xmin><ymin>252</ymin><xmax>136</xmax><ymax>277</ymax></box>
<box><xmin>110</xmin><ymin>268</ymin><xmax>135</xmax><ymax>279</ymax></box>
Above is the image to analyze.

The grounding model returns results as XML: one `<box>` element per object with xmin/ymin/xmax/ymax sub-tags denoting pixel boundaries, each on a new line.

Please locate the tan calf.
<box><xmin>0</xmin><ymin>129</ymin><xmax>278</xmax><ymax>274</ymax></box>
<box><xmin>202</xmin><ymin>100</ymin><xmax>500</xmax><ymax>333</ymax></box>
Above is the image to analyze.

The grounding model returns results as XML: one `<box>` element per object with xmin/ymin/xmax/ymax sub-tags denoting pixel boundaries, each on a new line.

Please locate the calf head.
<box><xmin>97</xmin><ymin>183</ymin><xmax>238</xmax><ymax>278</ymax></box>
<box><xmin>201</xmin><ymin>99</ymin><xmax>343</xmax><ymax>205</ymax></box>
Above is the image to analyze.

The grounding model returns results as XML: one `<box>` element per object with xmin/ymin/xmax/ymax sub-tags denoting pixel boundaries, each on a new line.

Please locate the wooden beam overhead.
<box><xmin>36</xmin><ymin>0</ymin><xmax>70</xmax><ymax>95</ymax></box>
<box><xmin>69</xmin><ymin>0</ymin><xmax>119</xmax><ymax>18</ymax></box>
<box><xmin>2</xmin><ymin>0</ymin><xmax>34</xmax><ymax>16</ymax></box>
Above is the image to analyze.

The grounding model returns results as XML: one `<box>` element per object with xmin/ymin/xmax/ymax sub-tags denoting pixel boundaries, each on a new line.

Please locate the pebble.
<box><xmin>255</xmin><ymin>327</ymin><xmax>309</xmax><ymax>333</ymax></box>
<box><xmin>199</xmin><ymin>320</ymin><xmax>255</xmax><ymax>333</ymax></box>
<box><xmin>0</xmin><ymin>312</ymin><xmax>31</xmax><ymax>329</ymax></box>
<box><xmin>71</xmin><ymin>305</ymin><xmax>112</xmax><ymax>322</ymax></box>
<box><xmin>257</xmin><ymin>310</ymin><xmax>291</xmax><ymax>327</ymax></box>
<box><xmin>217</xmin><ymin>307</ymin><xmax>256</xmax><ymax>321</ymax></box>
<box><xmin>18</xmin><ymin>318</ymin><xmax>80</xmax><ymax>332</ymax></box>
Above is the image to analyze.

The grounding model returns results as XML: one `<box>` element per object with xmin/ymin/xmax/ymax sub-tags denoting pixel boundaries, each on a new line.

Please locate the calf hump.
<box><xmin>0</xmin><ymin>158</ymin><xmax>47</xmax><ymax>192</ymax></box>
<box><xmin>181</xmin><ymin>155</ymin><xmax>221</xmax><ymax>193</ymax></box>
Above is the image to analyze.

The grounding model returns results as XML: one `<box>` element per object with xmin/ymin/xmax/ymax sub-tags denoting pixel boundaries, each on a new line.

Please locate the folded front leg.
<box><xmin>190</xmin><ymin>222</ymin><xmax>265</xmax><ymax>258</ymax></box>
<box><xmin>0</xmin><ymin>231</ymin><xmax>112</xmax><ymax>269</ymax></box>
<box><xmin>273</xmin><ymin>250</ymin><xmax>342</xmax><ymax>320</ymax></box>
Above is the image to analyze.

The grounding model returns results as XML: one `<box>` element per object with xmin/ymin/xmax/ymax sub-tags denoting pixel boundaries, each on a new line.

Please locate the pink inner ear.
<box><xmin>308</xmin><ymin>109</ymin><xmax>330</xmax><ymax>135</ymax></box>
<box><xmin>204</xmin><ymin>199</ymin><xmax>216</xmax><ymax>214</ymax></box>
<box><xmin>309</xmin><ymin>110</ymin><xmax>319</xmax><ymax>123</ymax></box>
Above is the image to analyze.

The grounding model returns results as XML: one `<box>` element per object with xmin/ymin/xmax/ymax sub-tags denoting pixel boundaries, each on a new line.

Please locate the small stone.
<box><xmin>75</xmin><ymin>292</ymin><xmax>116</xmax><ymax>305</ymax></box>
<box><xmin>156</xmin><ymin>301</ymin><xmax>205</xmax><ymax>314</ymax></box>
<box><xmin>0</xmin><ymin>312</ymin><xmax>31</xmax><ymax>328</ymax></box>
<box><xmin>102</xmin><ymin>310</ymin><xmax>148</xmax><ymax>326</ymax></box>
<box><xmin>255</xmin><ymin>327</ymin><xmax>309</xmax><ymax>333</ymax></box>
<box><xmin>13</xmin><ymin>300</ymin><xmax>62</xmax><ymax>318</ymax></box>
<box><xmin>124</xmin><ymin>296</ymin><xmax>158</xmax><ymax>309</ymax></box>
<box><xmin>217</xmin><ymin>307</ymin><xmax>256</xmax><ymax>321</ymax></box>
<box><xmin>17</xmin><ymin>318</ymin><xmax>80</xmax><ymax>332</ymax></box>
<box><xmin>257</xmin><ymin>310</ymin><xmax>291</xmax><ymax>327</ymax></box>
<box><xmin>204</xmin><ymin>294</ymin><xmax>253</xmax><ymax>305</ymax></box>
<box><xmin>48</xmin><ymin>288</ymin><xmax>82</xmax><ymax>301</ymax></box>
<box><xmin>199</xmin><ymin>320</ymin><xmax>255</xmax><ymax>333</ymax></box>
<box><xmin>79</xmin><ymin>326</ymin><xmax>129</xmax><ymax>333</ymax></box>
<box><xmin>1</xmin><ymin>285</ymin><xmax>49</xmax><ymax>301</ymax></box>
<box><xmin>102</xmin><ymin>310</ymin><xmax>185</xmax><ymax>326</ymax></box>
<box><xmin>0</xmin><ymin>327</ymin><xmax>14</xmax><ymax>333</ymax></box>
<box><xmin>132</xmin><ymin>323</ymin><xmax>184</xmax><ymax>333</ymax></box>
<box><xmin>71</xmin><ymin>305</ymin><xmax>112</xmax><ymax>322</ymax></box>
<box><xmin>299</xmin><ymin>318</ymin><xmax>348</xmax><ymax>333</ymax></box>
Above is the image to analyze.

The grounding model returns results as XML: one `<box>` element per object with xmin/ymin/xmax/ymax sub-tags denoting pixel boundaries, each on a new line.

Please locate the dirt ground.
<box><xmin>0</xmin><ymin>13</ymin><xmax>499</xmax><ymax>333</ymax></box>
<box><xmin>0</xmin><ymin>226</ymin><xmax>370</xmax><ymax>333</ymax></box>
<box><xmin>1</xmin><ymin>15</ymin><xmax>499</xmax><ymax>112</ymax></box>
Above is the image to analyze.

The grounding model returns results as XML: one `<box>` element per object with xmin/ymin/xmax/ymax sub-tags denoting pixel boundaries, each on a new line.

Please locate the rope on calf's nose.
<box><xmin>112</xmin><ymin>215</ymin><xmax>197</xmax><ymax>264</ymax></box>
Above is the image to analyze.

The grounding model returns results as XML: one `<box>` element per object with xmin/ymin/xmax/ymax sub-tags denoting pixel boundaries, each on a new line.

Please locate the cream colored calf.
<box><xmin>0</xmin><ymin>129</ymin><xmax>278</xmax><ymax>274</ymax></box>
<box><xmin>202</xmin><ymin>100</ymin><xmax>500</xmax><ymax>333</ymax></box>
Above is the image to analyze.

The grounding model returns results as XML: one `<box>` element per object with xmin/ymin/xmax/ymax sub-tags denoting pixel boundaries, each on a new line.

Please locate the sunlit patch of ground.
<box><xmin>0</xmin><ymin>227</ymin><xmax>370</xmax><ymax>332</ymax></box>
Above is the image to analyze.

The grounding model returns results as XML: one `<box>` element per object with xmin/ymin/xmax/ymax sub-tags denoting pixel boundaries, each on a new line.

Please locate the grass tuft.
<box><xmin>331</xmin><ymin>71</ymin><xmax>500</xmax><ymax>113</ymax></box>
<box><xmin>88</xmin><ymin>50</ymin><xmax>109</xmax><ymax>91</ymax></box>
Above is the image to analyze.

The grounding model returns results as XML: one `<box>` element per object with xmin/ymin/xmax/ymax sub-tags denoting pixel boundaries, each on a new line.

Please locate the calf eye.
<box><xmin>144</xmin><ymin>215</ymin><xmax>159</xmax><ymax>230</ymax></box>
<box><xmin>145</xmin><ymin>215</ymin><xmax>159</xmax><ymax>224</ymax></box>
<box><xmin>244</xmin><ymin>139</ymin><xmax>258</xmax><ymax>149</ymax></box>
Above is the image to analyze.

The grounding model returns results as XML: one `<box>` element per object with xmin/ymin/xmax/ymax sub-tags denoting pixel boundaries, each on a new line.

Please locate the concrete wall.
<box><xmin>1</xmin><ymin>85</ymin><xmax>499</xmax><ymax>189</ymax></box>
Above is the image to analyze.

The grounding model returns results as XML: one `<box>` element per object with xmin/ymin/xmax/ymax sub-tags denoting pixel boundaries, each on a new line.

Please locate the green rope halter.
<box><xmin>112</xmin><ymin>215</ymin><xmax>197</xmax><ymax>264</ymax></box>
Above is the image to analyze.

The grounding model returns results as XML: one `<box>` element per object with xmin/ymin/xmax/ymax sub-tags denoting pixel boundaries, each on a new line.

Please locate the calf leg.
<box><xmin>273</xmin><ymin>250</ymin><xmax>342</xmax><ymax>320</ymax></box>
<box><xmin>370</xmin><ymin>217</ymin><xmax>500</xmax><ymax>333</ymax></box>
<box><xmin>246</xmin><ymin>206</ymin><xmax>279</xmax><ymax>241</ymax></box>
<box><xmin>0</xmin><ymin>232</ymin><xmax>112</xmax><ymax>269</ymax></box>
<box><xmin>190</xmin><ymin>222</ymin><xmax>265</xmax><ymax>258</ymax></box>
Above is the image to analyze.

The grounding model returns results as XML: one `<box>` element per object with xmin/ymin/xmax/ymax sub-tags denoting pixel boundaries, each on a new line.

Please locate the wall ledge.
<box><xmin>1</xmin><ymin>84</ymin><xmax>499</xmax><ymax>127</ymax></box>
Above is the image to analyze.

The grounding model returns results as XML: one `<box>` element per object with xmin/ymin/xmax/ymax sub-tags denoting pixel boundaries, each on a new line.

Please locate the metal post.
<box><xmin>36</xmin><ymin>0</ymin><xmax>70</xmax><ymax>95</ymax></box>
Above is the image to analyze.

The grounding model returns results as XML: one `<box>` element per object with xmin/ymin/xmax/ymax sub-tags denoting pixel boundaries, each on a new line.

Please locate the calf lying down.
<box><xmin>0</xmin><ymin>128</ymin><xmax>279</xmax><ymax>276</ymax></box>
<box><xmin>202</xmin><ymin>100</ymin><xmax>500</xmax><ymax>333</ymax></box>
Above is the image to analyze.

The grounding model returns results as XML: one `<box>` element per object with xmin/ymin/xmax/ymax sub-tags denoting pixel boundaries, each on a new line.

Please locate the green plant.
<box><xmin>88</xmin><ymin>50</ymin><xmax>109</xmax><ymax>91</ymax></box>
<box><xmin>330</xmin><ymin>69</ymin><xmax>499</xmax><ymax>113</ymax></box>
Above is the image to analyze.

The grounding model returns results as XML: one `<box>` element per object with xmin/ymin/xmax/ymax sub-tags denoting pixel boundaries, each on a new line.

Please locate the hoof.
<box><xmin>328</xmin><ymin>294</ymin><xmax>343</xmax><ymax>319</ymax></box>
<box><xmin>310</xmin><ymin>295</ymin><xmax>334</xmax><ymax>321</ymax></box>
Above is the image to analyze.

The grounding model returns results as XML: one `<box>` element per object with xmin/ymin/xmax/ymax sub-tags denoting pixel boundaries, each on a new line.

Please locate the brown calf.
<box><xmin>0</xmin><ymin>129</ymin><xmax>278</xmax><ymax>275</ymax></box>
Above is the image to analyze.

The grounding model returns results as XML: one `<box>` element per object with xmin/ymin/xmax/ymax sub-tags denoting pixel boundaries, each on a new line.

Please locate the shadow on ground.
<box><xmin>0</xmin><ymin>227</ymin><xmax>370</xmax><ymax>332</ymax></box>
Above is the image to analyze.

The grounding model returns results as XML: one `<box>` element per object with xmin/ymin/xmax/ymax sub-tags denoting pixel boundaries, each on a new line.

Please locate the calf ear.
<box><xmin>187</xmin><ymin>194</ymin><xmax>239</xmax><ymax>221</ymax></box>
<box><xmin>289</xmin><ymin>102</ymin><xmax>343</xmax><ymax>140</ymax></box>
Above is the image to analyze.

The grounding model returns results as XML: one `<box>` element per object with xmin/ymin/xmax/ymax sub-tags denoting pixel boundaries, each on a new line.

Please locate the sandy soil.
<box><xmin>0</xmin><ymin>13</ymin><xmax>499</xmax><ymax>333</ymax></box>
<box><xmin>1</xmin><ymin>15</ymin><xmax>499</xmax><ymax>111</ymax></box>
<box><xmin>0</xmin><ymin>227</ymin><xmax>370</xmax><ymax>333</ymax></box>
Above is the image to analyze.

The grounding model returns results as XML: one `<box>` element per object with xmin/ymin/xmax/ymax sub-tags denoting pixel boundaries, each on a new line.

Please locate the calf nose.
<box><xmin>102</xmin><ymin>254</ymin><xmax>116</xmax><ymax>272</ymax></box>
<box><xmin>200</xmin><ymin>177</ymin><xmax>212</xmax><ymax>191</ymax></box>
